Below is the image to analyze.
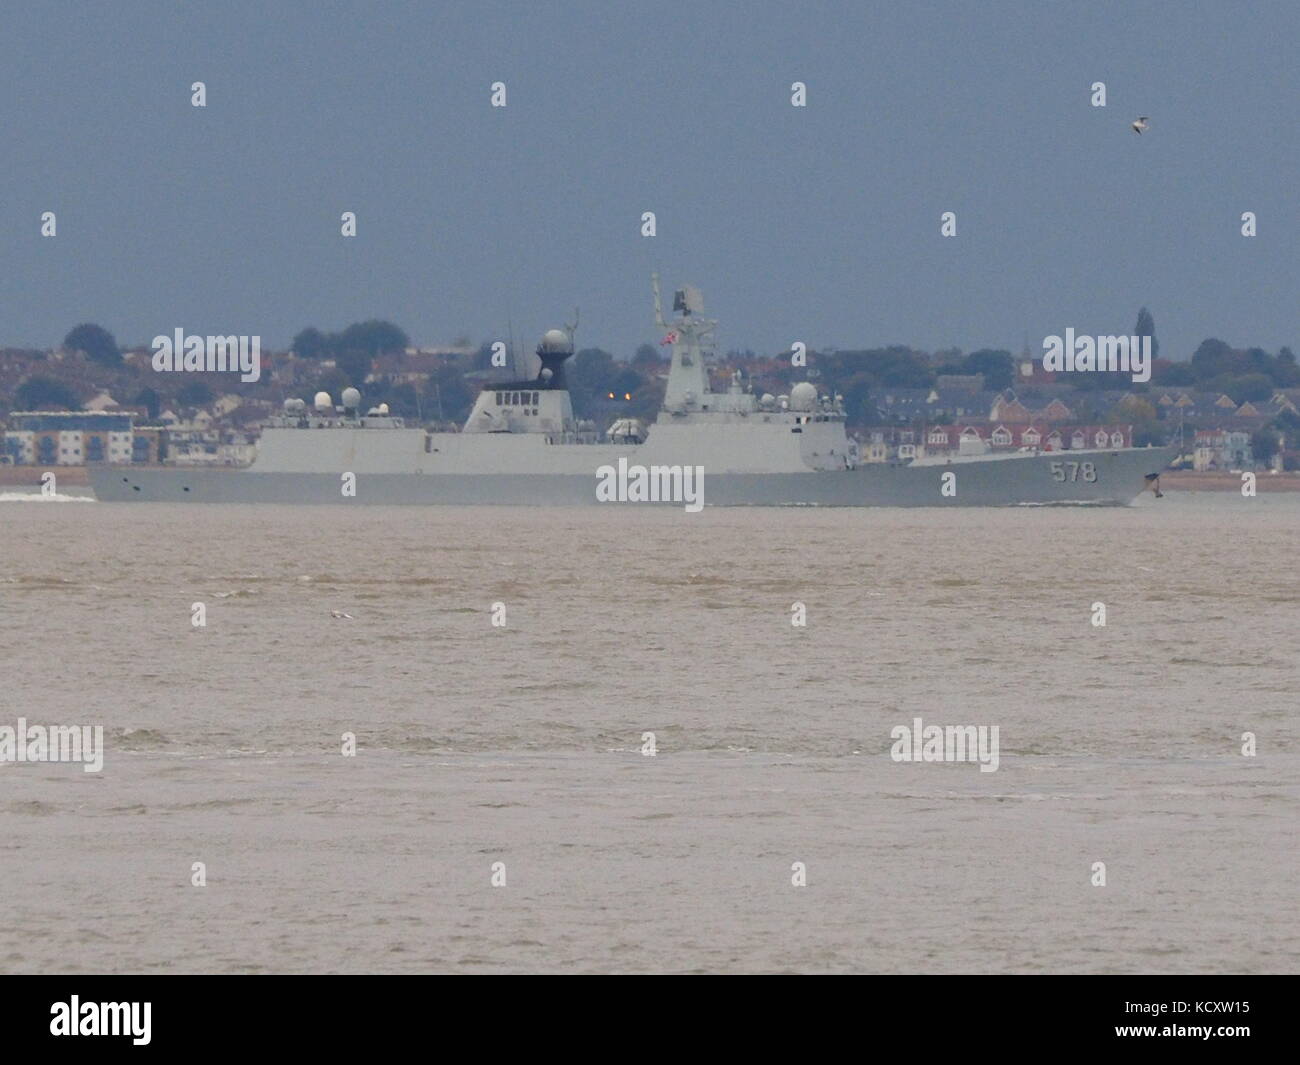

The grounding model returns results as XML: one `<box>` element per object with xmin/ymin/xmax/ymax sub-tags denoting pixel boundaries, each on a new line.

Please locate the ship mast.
<box><xmin>653</xmin><ymin>272</ymin><xmax>713</xmax><ymax>411</ymax></box>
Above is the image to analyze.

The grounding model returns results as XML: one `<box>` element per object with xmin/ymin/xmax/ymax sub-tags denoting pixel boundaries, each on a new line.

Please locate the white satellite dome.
<box><xmin>313</xmin><ymin>391</ymin><xmax>332</xmax><ymax>411</ymax></box>
<box><xmin>760</xmin><ymin>393</ymin><xmax>775</xmax><ymax>407</ymax></box>
<box><xmin>539</xmin><ymin>328</ymin><xmax>572</xmax><ymax>353</ymax></box>
<box><xmin>341</xmin><ymin>387</ymin><xmax>361</xmax><ymax>409</ymax></box>
<box><xmin>790</xmin><ymin>382</ymin><xmax>818</xmax><ymax>411</ymax></box>
<box><xmin>377</xmin><ymin>403</ymin><xmax>389</xmax><ymax>415</ymax></box>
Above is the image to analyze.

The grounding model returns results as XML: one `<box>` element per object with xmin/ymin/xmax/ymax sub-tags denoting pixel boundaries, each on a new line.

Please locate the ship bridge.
<box><xmin>463</xmin><ymin>327</ymin><xmax>588</xmax><ymax>438</ymax></box>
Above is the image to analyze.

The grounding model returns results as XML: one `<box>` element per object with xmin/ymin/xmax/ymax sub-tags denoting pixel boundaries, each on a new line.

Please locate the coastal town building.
<box><xmin>923</xmin><ymin>422</ymin><xmax>1131</xmax><ymax>455</ymax></box>
<box><xmin>1193</xmin><ymin>430</ymin><xmax>1253</xmax><ymax>471</ymax></box>
<box><xmin>857</xmin><ymin>422</ymin><xmax>1133</xmax><ymax>461</ymax></box>
<box><xmin>3</xmin><ymin>411</ymin><xmax>136</xmax><ymax>465</ymax></box>
<box><xmin>1</xmin><ymin>410</ymin><xmax>247</xmax><ymax>467</ymax></box>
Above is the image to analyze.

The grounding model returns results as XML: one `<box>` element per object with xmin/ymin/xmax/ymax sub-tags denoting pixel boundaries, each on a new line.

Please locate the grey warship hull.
<box><xmin>89</xmin><ymin>280</ymin><xmax>1178</xmax><ymax>508</ymax></box>
<box><xmin>90</xmin><ymin>445</ymin><xmax>1177</xmax><ymax>506</ymax></box>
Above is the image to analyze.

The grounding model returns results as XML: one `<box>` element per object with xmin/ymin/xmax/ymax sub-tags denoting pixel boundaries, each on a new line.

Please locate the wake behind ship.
<box><xmin>90</xmin><ymin>279</ymin><xmax>1176</xmax><ymax>507</ymax></box>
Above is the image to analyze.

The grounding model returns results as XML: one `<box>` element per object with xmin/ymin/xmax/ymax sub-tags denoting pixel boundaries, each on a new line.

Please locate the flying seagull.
<box><xmin>1131</xmin><ymin>116</ymin><xmax>1150</xmax><ymax>134</ymax></box>
<box><xmin>330</xmin><ymin>610</ymin><xmax>355</xmax><ymax>620</ymax></box>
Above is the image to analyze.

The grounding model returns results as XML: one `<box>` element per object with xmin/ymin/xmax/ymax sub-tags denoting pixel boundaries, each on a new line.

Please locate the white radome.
<box><xmin>790</xmin><ymin>382</ymin><xmax>818</xmax><ymax>411</ymax></box>
<box><xmin>541</xmin><ymin>328</ymin><xmax>571</xmax><ymax>352</ymax></box>
<box><xmin>341</xmin><ymin>387</ymin><xmax>361</xmax><ymax>409</ymax></box>
<box><xmin>313</xmin><ymin>391</ymin><xmax>332</xmax><ymax>411</ymax></box>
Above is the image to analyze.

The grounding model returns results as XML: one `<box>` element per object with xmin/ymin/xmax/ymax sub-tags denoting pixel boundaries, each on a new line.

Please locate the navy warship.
<box><xmin>89</xmin><ymin>278</ymin><xmax>1176</xmax><ymax>506</ymax></box>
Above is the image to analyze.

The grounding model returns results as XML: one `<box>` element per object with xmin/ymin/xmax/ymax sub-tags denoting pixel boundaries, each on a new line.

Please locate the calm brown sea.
<box><xmin>1</xmin><ymin>490</ymin><xmax>1296</xmax><ymax>973</ymax></box>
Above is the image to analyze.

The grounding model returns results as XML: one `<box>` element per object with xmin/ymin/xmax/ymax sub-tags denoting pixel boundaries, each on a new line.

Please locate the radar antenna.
<box><xmin>507</xmin><ymin>313</ymin><xmax>518</xmax><ymax>378</ymax></box>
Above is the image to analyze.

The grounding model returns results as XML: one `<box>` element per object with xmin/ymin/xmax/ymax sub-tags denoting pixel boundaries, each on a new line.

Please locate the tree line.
<box><xmin>5</xmin><ymin>311</ymin><xmax>1297</xmax><ymax>437</ymax></box>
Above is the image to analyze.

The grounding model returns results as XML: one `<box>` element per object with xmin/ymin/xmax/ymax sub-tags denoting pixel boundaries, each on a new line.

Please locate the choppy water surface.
<box><xmin>1</xmin><ymin>493</ymin><xmax>1296</xmax><ymax>972</ymax></box>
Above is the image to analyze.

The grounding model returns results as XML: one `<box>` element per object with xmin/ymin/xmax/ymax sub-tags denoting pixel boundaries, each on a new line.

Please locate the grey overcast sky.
<box><xmin>1</xmin><ymin>1</ymin><xmax>1295</xmax><ymax>361</ymax></box>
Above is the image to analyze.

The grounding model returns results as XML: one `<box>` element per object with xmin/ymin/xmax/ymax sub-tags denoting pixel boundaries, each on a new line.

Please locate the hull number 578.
<box><xmin>1050</xmin><ymin>460</ymin><xmax>1097</xmax><ymax>483</ymax></box>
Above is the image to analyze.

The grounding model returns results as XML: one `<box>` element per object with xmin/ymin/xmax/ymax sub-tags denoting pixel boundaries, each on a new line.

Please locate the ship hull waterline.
<box><xmin>88</xmin><ymin>446</ymin><xmax>1179</xmax><ymax>506</ymax></box>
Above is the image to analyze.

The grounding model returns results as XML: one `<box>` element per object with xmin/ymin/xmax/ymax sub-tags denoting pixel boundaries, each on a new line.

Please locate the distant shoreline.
<box><xmin>0</xmin><ymin>466</ymin><xmax>90</xmax><ymax>486</ymax></box>
<box><xmin>1158</xmin><ymin>470</ymin><xmax>1299</xmax><ymax>492</ymax></box>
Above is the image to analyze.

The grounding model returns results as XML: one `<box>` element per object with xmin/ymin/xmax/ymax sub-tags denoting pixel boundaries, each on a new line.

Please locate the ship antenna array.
<box><xmin>507</xmin><ymin>313</ymin><xmax>517</xmax><ymax>378</ymax></box>
<box><xmin>565</xmin><ymin>307</ymin><xmax>579</xmax><ymax>343</ymax></box>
